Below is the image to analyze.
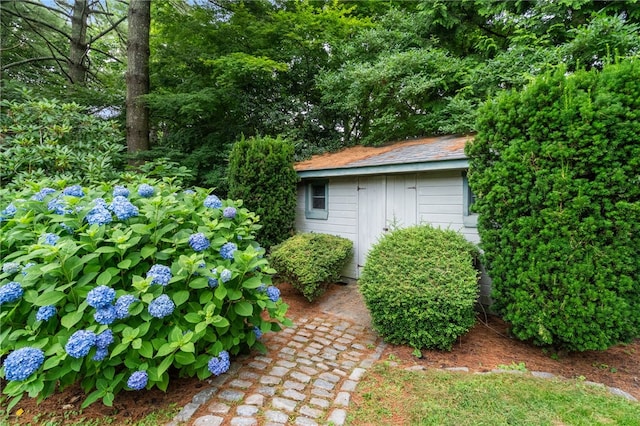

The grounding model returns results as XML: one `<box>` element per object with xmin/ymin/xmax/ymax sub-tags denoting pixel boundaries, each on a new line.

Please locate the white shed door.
<box><xmin>357</xmin><ymin>176</ymin><xmax>386</xmax><ymax>277</ymax></box>
<box><xmin>386</xmin><ymin>174</ymin><xmax>417</xmax><ymax>228</ymax></box>
<box><xmin>356</xmin><ymin>174</ymin><xmax>417</xmax><ymax>278</ymax></box>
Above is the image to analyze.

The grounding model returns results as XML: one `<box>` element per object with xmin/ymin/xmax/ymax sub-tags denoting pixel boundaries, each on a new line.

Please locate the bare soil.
<box><xmin>5</xmin><ymin>281</ymin><xmax>639</xmax><ymax>424</ymax></box>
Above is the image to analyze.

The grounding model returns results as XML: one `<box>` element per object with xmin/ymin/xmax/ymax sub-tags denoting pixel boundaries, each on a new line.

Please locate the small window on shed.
<box><xmin>305</xmin><ymin>181</ymin><xmax>328</xmax><ymax>220</ymax></box>
<box><xmin>463</xmin><ymin>173</ymin><xmax>478</xmax><ymax>227</ymax></box>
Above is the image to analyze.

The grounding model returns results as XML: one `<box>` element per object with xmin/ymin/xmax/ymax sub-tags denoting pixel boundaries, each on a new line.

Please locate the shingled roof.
<box><xmin>295</xmin><ymin>134</ymin><xmax>473</xmax><ymax>178</ymax></box>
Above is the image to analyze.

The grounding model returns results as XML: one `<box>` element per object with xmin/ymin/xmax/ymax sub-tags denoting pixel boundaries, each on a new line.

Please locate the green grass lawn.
<box><xmin>348</xmin><ymin>363</ymin><xmax>640</xmax><ymax>426</ymax></box>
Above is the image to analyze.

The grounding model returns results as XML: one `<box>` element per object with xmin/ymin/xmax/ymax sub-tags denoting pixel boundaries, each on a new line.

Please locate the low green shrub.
<box><xmin>269</xmin><ymin>233</ymin><xmax>353</xmax><ymax>302</ymax></box>
<box><xmin>359</xmin><ymin>225</ymin><xmax>479</xmax><ymax>351</ymax></box>
<box><xmin>0</xmin><ymin>178</ymin><xmax>290</xmax><ymax>411</ymax></box>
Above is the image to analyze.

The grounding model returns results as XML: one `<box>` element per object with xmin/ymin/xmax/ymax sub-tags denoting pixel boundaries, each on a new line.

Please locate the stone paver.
<box><xmin>166</xmin><ymin>301</ymin><xmax>383</xmax><ymax>426</ymax></box>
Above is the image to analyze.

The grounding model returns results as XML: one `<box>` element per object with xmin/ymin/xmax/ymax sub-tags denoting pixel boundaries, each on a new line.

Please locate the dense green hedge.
<box><xmin>359</xmin><ymin>225</ymin><xmax>479</xmax><ymax>351</ymax></box>
<box><xmin>269</xmin><ymin>233</ymin><xmax>353</xmax><ymax>302</ymax></box>
<box><xmin>228</xmin><ymin>136</ymin><xmax>298</xmax><ymax>249</ymax></box>
<box><xmin>466</xmin><ymin>59</ymin><xmax>640</xmax><ymax>351</ymax></box>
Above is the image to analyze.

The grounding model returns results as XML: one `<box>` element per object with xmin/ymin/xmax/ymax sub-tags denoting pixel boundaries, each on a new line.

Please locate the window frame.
<box><xmin>462</xmin><ymin>172</ymin><xmax>478</xmax><ymax>227</ymax></box>
<box><xmin>305</xmin><ymin>180</ymin><xmax>329</xmax><ymax>220</ymax></box>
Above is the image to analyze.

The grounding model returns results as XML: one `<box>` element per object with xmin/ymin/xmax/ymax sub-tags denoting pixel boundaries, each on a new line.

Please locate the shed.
<box><xmin>294</xmin><ymin>134</ymin><xmax>491</xmax><ymax>305</ymax></box>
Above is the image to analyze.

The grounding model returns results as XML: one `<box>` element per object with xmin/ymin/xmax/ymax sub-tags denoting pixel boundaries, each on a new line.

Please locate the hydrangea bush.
<box><xmin>0</xmin><ymin>179</ymin><xmax>290</xmax><ymax>411</ymax></box>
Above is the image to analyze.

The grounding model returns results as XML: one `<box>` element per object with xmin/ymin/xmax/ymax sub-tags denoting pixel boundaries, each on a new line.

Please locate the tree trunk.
<box><xmin>69</xmin><ymin>0</ymin><xmax>89</xmax><ymax>85</ymax></box>
<box><xmin>126</xmin><ymin>0</ymin><xmax>151</xmax><ymax>155</ymax></box>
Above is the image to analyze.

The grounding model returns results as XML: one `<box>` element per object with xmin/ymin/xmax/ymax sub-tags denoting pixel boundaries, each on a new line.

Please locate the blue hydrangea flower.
<box><xmin>86</xmin><ymin>205</ymin><xmax>112</xmax><ymax>226</ymax></box>
<box><xmin>223</xmin><ymin>207</ymin><xmax>237</xmax><ymax>219</ymax></box>
<box><xmin>115</xmin><ymin>295</ymin><xmax>138</xmax><ymax>319</ymax></box>
<box><xmin>189</xmin><ymin>233</ymin><xmax>210</xmax><ymax>252</ymax></box>
<box><xmin>96</xmin><ymin>329</ymin><xmax>114</xmax><ymax>349</ymax></box>
<box><xmin>31</xmin><ymin>187</ymin><xmax>57</xmax><ymax>201</ymax></box>
<box><xmin>0</xmin><ymin>281</ymin><xmax>23</xmax><ymax>305</ymax></box>
<box><xmin>2</xmin><ymin>262</ymin><xmax>20</xmax><ymax>274</ymax></box>
<box><xmin>204</xmin><ymin>195</ymin><xmax>222</xmax><ymax>209</ymax></box>
<box><xmin>113</xmin><ymin>185</ymin><xmax>130</xmax><ymax>197</ymax></box>
<box><xmin>65</xmin><ymin>330</ymin><xmax>97</xmax><ymax>358</ymax></box>
<box><xmin>22</xmin><ymin>262</ymin><xmax>35</xmax><ymax>275</ymax></box>
<box><xmin>220</xmin><ymin>242</ymin><xmax>237</xmax><ymax>260</ymax></box>
<box><xmin>208</xmin><ymin>274</ymin><xmax>219</xmax><ymax>289</ymax></box>
<box><xmin>220</xmin><ymin>269</ymin><xmax>232</xmax><ymax>283</ymax></box>
<box><xmin>266</xmin><ymin>286</ymin><xmax>280</xmax><ymax>302</ymax></box>
<box><xmin>0</xmin><ymin>203</ymin><xmax>17</xmax><ymax>221</ymax></box>
<box><xmin>183</xmin><ymin>189</ymin><xmax>196</xmax><ymax>195</ymax></box>
<box><xmin>94</xmin><ymin>306</ymin><xmax>117</xmax><ymax>325</ymax></box>
<box><xmin>253</xmin><ymin>326</ymin><xmax>263</xmax><ymax>340</ymax></box>
<box><xmin>92</xmin><ymin>347</ymin><xmax>109</xmax><ymax>362</ymax></box>
<box><xmin>60</xmin><ymin>223</ymin><xmax>74</xmax><ymax>234</ymax></box>
<box><xmin>207</xmin><ymin>350</ymin><xmax>230</xmax><ymax>376</ymax></box>
<box><xmin>86</xmin><ymin>285</ymin><xmax>116</xmax><ymax>309</ymax></box>
<box><xmin>41</xmin><ymin>233</ymin><xmax>60</xmax><ymax>246</ymax></box>
<box><xmin>108</xmin><ymin>196</ymin><xmax>139</xmax><ymax>220</ymax></box>
<box><xmin>148</xmin><ymin>294</ymin><xmax>175</xmax><ymax>318</ymax></box>
<box><xmin>47</xmin><ymin>197</ymin><xmax>71</xmax><ymax>215</ymax></box>
<box><xmin>3</xmin><ymin>347</ymin><xmax>45</xmax><ymax>381</ymax></box>
<box><xmin>147</xmin><ymin>264</ymin><xmax>172</xmax><ymax>286</ymax></box>
<box><xmin>257</xmin><ymin>284</ymin><xmax>266</xmax><ymax>293</ymax></box>
<box><xmin>93</xmin><ymin>198</ymin><xmax>108</xmax><ymax>207</ymax></box>
<box><xmin>63</xmin><ymin>185</ymin><xmax>84</xmax><ymax>197</ymax></box>
<box><xmin>138</xmin><ymin>184</ymin><xmax>155</xmax><ymax>198</ymax></box>
<box><xmin>36</xmin><ymin>305</ymin><xmax>57</xmax><ymax>321</ymax></box>
<box><xmin>127</xmin><ymin>371</ymin><xmax>148</xmax><ymax>390</ymax></box>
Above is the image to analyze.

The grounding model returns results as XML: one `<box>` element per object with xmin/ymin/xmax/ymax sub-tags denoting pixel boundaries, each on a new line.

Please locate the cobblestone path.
<box><xmin>166</xmin><ymin>311</ymin><xmax>384</xmax><ymax>426</ymax></box>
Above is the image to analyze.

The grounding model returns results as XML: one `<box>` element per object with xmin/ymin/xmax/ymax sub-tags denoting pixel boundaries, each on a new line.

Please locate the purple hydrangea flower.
<box><xmin>36</xmin><ymin>305</ymin><xmax>57</xmax><ymax>321</ymax></box>
<box><xmin>86</xmin><ymin>205</ymin><xmax>112</xmax><ymax>226</ymax></box>
<box><xmin>223</xmin><ymin>207</ymin><xmax>237</xmax><ymax>219</ymax></box>
<box><xmin>138</xmin><ymin>184</ymin><xmax>155</xmax><ymax>198</ymax></box>
<box><xmin>207</xmin><ymin>350</ymin><xmax>230</xmax><ymax>376</ymax></box>
<box><xmin>65</xmin><ymin>330</ymin><xmax>97</xmax><ymax>358</ymax></box>
<box><xmin>266</xmin><ymin>286</ymin><xmax>280</xmax><ymax>302</ymax></box>
<box><xmin>189</xmin><ymin>233</ymin><xmax>210</xmax><ymax>252</ymax></box>
<box><xmin>63</xmin><ymin>185</ymin><xmax>84</xmax><ymax>197</ymax></box>
<box><xmin>253</xmin><ymin>326</ymin><xmax>263</xmax><ymax>340</ymax></box>
<box><xmin>115</xmin><ymin>295</ymin><xmax>137</xmax><ymax>319</ymax></box>
<box><xmin>2</xmin><ymin>262</ymin><xmax>20</xmax><ymax>274</ymax></box>
<box><xmin>220</xmin><ymin>242</ymin><xmax>237</xmax><ymax>260</ymax></box>
<box><xmin>108</xmin><ymin>196</ymin><xmax>139</xmax><ymax>220</ymax></box>
<box><xmin>147</xmin><ymin>264</ymin><xmax>172</xmax><ymax>286</ymax></box>
<box><xmin>148</xmin><ymin>294</ymin><xmax>175</xmax><ymax>318</ymax></box>
<box><xmin>220</xmin><ymin>269</ymin><xmax>232</xmax><ymax>283</ymax></box>
<box><xmin>86</xmin><ymin>285</ymin><xmax>116</xmax><ymax>309</ymax></box>
<box><xmin>92</xmin><ymin>347</ymin><xmax>109</xmax><ymax>361</ymax></box>
<box><xmin>113</xmin><ymin>185</ymin><xmax>130</xmax><ymax>197</ymax></box>
<box><xmin>94</xmin><ymin>305</ymin><xmax>117</xmax><ymax>325</ymax></box>
<box><xmin>0</xmin><ymin>281</ymin><xmax>23</xmax><ymax>305</ymax></box>
<box><xmin>41</xmin><ymin>233</ymin><xmax>60</xmax><ymax>246</ymax></box>
<box><xmin>31</xmin><ymin>188</ymin><xmax>57</xmax><ymax>201</ymax></box>
<box><xmin>204</xmin><ymin>195</ymin><xmax>222</xmax><ymax>209</ymax></box>
<box><xmin>3</xmin><ymin>347</ymin><xmax>44</xmax><ymax>381</ymax></box>
<box><xmin>96</xmin><ymin>329</ymin><xmax>114</xmax><ymax>349</ymax></box>
<box><xmin>127</xmin><ymin>371</ymin><xmax>148</xmax><ymax>390</ymax></box>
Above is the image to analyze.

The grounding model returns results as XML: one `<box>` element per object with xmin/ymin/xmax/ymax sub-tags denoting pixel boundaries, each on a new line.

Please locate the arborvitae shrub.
<box><xmin>228</xmin><ymin>136</ymin><xmax>298</xmax><ymax>249</ymax></box>
<box><xmin>269</xmin><ymin>233</ymin><xmax>353</xmax><ymax>302</ymax></box>
<box><xmin>466</xmin><ymin>59</ymin><xmax>640</xmax><ymax>351</ymax></box>
<box><xmin>359</xmin><ymin>225</ymin><xmax>479</xmax><ymax>351</ymax></box>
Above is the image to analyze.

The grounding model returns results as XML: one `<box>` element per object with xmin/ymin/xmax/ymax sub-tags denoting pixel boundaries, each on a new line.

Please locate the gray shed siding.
<box><xmin>295</xmin><ymin>170</ymin><xmax>481</xmax><ymax>280</ymax></box>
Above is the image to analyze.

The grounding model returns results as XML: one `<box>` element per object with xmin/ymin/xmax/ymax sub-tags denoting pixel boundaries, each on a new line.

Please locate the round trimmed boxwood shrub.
<box><xmin>0</xmin><ymin>178</ymin><xmax>290</xmax><ymax>411</ymax></box>
<box><xmin>359</xmin><ymin>225</ymin><xmax>479</xmax><ymax>351</ymax></box>
<box><xmin>269</xmin><ymin>233</ymin><xmax>353</xmax><ymax>302</ymax></box>
<box><xmin>466</xmin><ymin>59</ymin><xmax>640</xmax><ymax>351</ymax></box>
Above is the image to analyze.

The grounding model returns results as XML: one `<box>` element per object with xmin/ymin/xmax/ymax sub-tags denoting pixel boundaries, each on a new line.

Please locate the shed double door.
<box><xmin>356</xmin><ymin>174</ymin><xmax>417</xmax><ymax>277</ymax></box>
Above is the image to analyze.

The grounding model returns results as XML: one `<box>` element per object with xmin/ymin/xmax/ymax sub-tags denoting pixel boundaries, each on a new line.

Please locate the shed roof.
<box><xmin>295</xmin><ymin>134</ymin><xmax>473</xmax><ymax>178</ymax></box>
